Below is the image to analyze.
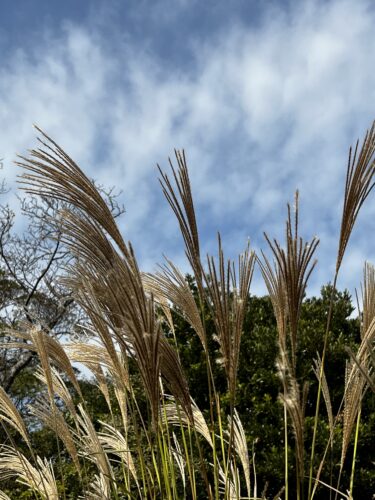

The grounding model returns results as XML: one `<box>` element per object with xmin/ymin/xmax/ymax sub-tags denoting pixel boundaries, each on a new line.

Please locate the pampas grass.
<box><xmin>0</xmin><ymin>123</ymin><xmax>374</xmax><ymax>499</ymax></box>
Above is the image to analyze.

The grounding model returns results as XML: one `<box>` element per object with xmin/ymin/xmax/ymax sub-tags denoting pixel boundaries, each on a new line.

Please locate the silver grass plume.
<box><xmin>79</xmin><ymin>473</ymin><xmax>112</xmax><ymax>500</ymax></box>
<box><xmin>0</xmin><ymin>446</ymin><xmax>58</xmax><ymax>500</ymax></box>
<box><xmin>227</xmin><ymin>409</ymin><xmax>251</xmax><ymax>498</ymax></box>
<box><xmin>162</xmin><ymin>395</ymin><xmax>213</xmax><ymax>448</ymax></box>
<box><xmin>337</xmin><ymin>121</ymin><xmax>375</xmax><ymax>273</ymax></box>
<box><xmin>34</xmin><ymin>366</ymin><xmax>78</xmax><ymax>422</ymax></box>
<box><xmin>341</xmin><ymin>262</ymin><xmax>375</xmax><ymax>468</ymax></box>
<box><xmin>205</xmin><ymin>236</ymin><xmax>255</xmax><ymax>397</ymax></box>
<box><xmin>29</xmin><ymin>397</ymin><xmax>81</xmax><ymax>474</ymax></box>
<box><xmin>75</xmin><ymin>404</ymin><xmax>114</xmax><ymax>491</ymax></box>
<box><xmin>312</xmin><ymin>355</ymin><xmax>334</xmax><ymax>448</ymax></box>
<box><xmin>143</xmin><ymin>259</ymin><xmax>207</xmax><ymax>351</ymax></box>
<box><xmin>262</xmin><ymin>191</ymin><xmax>319</xmax><ymax>371</ymax></box>
<box><xmin>0</xmin><ymin>386</ymin><xmax>30</xmax><ymax>446</ymax></box>
<box><xmin>158</xmin><ymin>151</ymin><xmax>204</xmax><ymax>301</ymax></box>
<box><xmin>5</xmin><ymin>326</ymin><xmax>82</xmax><ymax>397</ymax></box>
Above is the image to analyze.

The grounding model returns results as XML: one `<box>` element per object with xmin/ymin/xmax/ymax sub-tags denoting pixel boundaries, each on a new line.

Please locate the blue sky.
<box><xmin>1</xmin><ymin>0</ymin><xmax>375</xmax><ymax>298</ymax></box>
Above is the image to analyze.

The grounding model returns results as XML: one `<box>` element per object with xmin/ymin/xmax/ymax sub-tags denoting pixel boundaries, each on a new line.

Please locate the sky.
<box><xmin>0</xmin><ymin>0</ymin><xmax>375</xmax><ymax>299</ymax></box>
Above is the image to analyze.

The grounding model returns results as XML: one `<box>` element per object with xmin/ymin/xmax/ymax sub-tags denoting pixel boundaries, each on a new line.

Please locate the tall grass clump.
<box><xmin>0</xmin><ymin>122</ymin><xmax>373</xmax><ymax>498</ymax></box>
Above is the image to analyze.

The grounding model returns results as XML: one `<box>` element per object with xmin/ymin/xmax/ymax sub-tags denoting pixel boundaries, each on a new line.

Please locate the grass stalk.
<box><xmin>308</xmin><ymin>272</ymin><xmax>338</xmax><ymax>499</ymax></box>
<box><xmin>284</xmin><ymin>402</ymin><xmax>289</xmax><ymax>500</ymax></box>
<box><xmin>349</xmin><ymin>408</ymin><xmax>361</xmax><ymax>498</ymax></box>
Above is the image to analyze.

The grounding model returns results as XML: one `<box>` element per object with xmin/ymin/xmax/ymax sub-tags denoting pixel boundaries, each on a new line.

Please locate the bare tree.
<box><xmin>0</xmin><ymin>173</ymin><xmax>125</xmax><ymax>393</ymax></box>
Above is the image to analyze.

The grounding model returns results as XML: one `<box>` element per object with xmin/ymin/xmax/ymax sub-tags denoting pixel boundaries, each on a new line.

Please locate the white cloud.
<box><xmin>0</xmin><ymin>0</ymin><xmax>374</xmax><ymax>298</ymax></box>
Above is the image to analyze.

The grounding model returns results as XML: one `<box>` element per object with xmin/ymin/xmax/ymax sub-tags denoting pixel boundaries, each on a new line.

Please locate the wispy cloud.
<box><xmin>0</xmin><ymin>0</ymin><xmax>374</xmax><ymax>297</ymax></box>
